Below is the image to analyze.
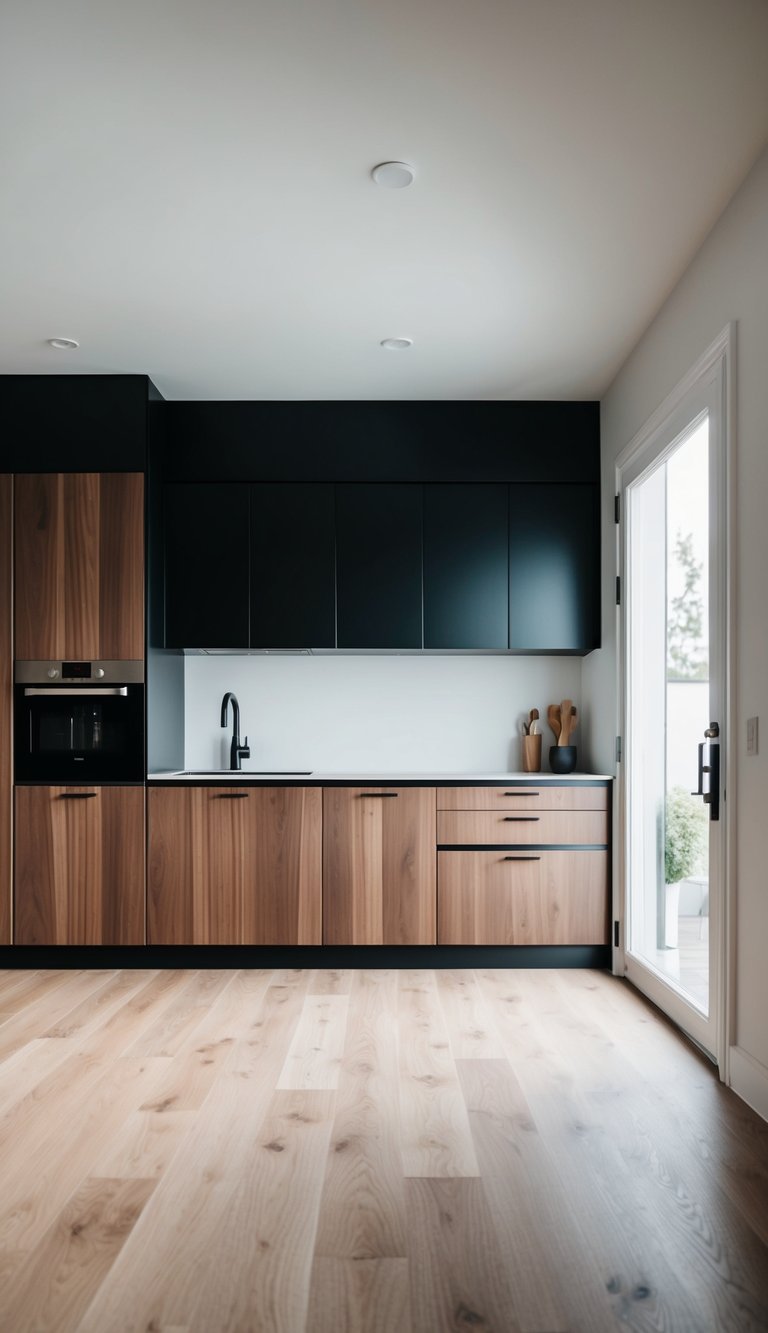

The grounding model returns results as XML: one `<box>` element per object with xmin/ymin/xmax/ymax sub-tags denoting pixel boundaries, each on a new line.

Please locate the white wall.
<box><xmin>582</xmin><ymin>147</ymin><xmax>768</xmax><ymax>1106</ymax></box>
<box><xmin>184</xmin><ymin>655</ymin><xmax>583</xmax><ymax>774</ymax></box>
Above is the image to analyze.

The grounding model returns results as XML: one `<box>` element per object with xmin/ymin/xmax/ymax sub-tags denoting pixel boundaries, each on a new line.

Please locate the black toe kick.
<box><xmin>0</xmin><ymin>944</ymin><xmax>611</xmax><ymax>969</ymax></box>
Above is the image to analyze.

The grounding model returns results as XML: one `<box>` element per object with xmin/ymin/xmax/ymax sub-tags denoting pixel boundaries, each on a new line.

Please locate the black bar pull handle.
<box><xmin>60</xmin><ymin>792</ymin><xmax>98</xmax><ymax>799</ymax></box>
<box><xmin>215</xmin><ymin>792</ymin><xmax>250</xmax><ymax>799</ymax></box>
<box><xmin>502</xmin><ymin>855</ymin><xmax>541</xmax><ymax>861</ymax></box>
<box><xmin>359</xmin><ymin>792</ymin><xmax>398</xmax><ymax>798</ymax></box>
<box><xmin>503</xmin><ymin>791</ymin><xmax>539</xmax><ymax>797</ymax></box>
<box><xmin>502</xmin><ymin>816</ymin><xmax>540</xmax><ymax>822</ymax></box>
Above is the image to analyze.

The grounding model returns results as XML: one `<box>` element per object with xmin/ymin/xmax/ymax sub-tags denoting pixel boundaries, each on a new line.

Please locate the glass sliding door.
<box><xmin>620</xmin><ymin>359</ymin><xmax>727</xmax><ymax>1061</ymax></box>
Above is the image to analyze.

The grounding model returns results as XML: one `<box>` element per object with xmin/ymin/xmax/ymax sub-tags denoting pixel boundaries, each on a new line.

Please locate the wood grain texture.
<box><xmin>0</xmin><ymin>968</ymin><xmax>766</xmax><ymax>1333</ymax></box>
<box><xmin>14</xmin><ymin>786</ymin><xmax>145</xmax><ymax>945</ymax></box>
<box><xmin>312</xmin><ymin>970</ymin><xmax>407</xmax><ymax>1262</ymax></box>
<box><xmin>323</xmin><ymin>787</ymin><xmax>436</xmax><ymax>945</ymax></box>
<box><xmin>14</xmin><ymin>472</ymin><xmax>144</xmax><ymax>660</ymax></box>
<box><xmin>437</xmin><ymin>784</ymin><xmax>609</xmax><ymax>810</ymax></box>
<box><xmin>437</xmin><ymin>807</ymin><xmax>609</xmax><ymax>845</ymax></box>
<box><xmin>397</xmin><ymin>970</ymin><xmax>479</xmax><ymax>1178</ymax></box>
<box><xmin>148</xmin><ymin>786</ymin><xmax>322</xmax><ymax>945</ymax></box>
<box><xmin>0</xmin><ymin>475</ymin><xmax>11</xmax><ymax>946</ymax></box>
<box><xmin>438</xmin><ymin>848</ymin><xmax>609</xmax><ymax>944</ymax></box>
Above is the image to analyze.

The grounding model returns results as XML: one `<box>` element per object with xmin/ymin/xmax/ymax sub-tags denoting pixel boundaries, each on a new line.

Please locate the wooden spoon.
<box><xmin>528</xmin><ymin>708</ymin><xmax>539</xmax><ymax>735</ymax></box>
<box><xmin>547</xmin><ymin>704</ymin><xmax>561</xmax><ymax>742</ymax></box>
<box><xmin>559</xmin><ymin>700</ymin><xmax>573</xmax><ymax>746</ymax></box>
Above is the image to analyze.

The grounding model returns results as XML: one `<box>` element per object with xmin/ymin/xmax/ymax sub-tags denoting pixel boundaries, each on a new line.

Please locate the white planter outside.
<box><xmin>664</xmin><ymin>881</ymin><xmax>681</xmax><ymax>948</ymax></box>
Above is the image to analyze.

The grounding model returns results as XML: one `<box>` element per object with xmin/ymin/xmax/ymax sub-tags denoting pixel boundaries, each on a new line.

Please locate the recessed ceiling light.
<box><xmin>380</xmin><ymin>337</ymin><xmax>413</xmax><ymax>350</ymax></box>
<box><xmin>371</xmin><ymin>161</ymin><xmax>415</xmax><ymax>189</ymax></box>
<box><xmin>47</xmin><ymin>337</ymin><xmax>79</xmax><ymax>350</ymax></box>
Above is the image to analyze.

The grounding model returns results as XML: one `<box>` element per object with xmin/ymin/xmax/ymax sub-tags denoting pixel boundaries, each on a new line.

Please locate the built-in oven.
<box><xmin>14</xmin><ymin>661</ymin><xmax>144</xmax><ymax>783</ymax></box>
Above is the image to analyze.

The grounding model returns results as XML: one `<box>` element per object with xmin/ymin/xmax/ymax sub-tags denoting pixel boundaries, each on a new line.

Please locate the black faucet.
<box><xmin>220</xmin><ymin>692</ymin><xmax>250</xmax><ymax>770</ymax></box>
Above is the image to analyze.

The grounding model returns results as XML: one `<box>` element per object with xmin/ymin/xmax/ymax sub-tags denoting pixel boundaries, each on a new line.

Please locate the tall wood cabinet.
<box><xmin>14</xmin><ymin>786</ymin><xmax>145</xmax><ymax>945</ymax></box>
<box><xmin>148</xmin><ymin>786</ymin><xmax>322</xmax><ymax>945</ymax></box>
<box><xmin>323</xmin><ymin>786</ymin><xmax>436</xmax><ymax>944</ymax></box>
<box><xmin>14</xmin><ymin>472</ymin><xmax>144</xmax><ymax>660</ymax></box>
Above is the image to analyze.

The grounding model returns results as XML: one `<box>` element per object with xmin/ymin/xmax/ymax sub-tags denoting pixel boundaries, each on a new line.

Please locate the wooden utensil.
<box><xmin>559</xmin><ymin>700</ymin><xmax>573</xmax><ymax>746</ymax></box>
<box><xmin>528</xmin><ymin>708</ymin><xmax>539</xmax><ymax>735</ymax></box>
<box><xmin>547</xmin><ymin>704</ymin><xmax>561</xmax><ymax>742</ymax></box>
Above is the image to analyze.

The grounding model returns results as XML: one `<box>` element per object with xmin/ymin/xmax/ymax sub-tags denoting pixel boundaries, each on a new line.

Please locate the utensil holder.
<box><xmin>522</xmin><ymin>734</ymin><xmax>542</xmax><ymax>773</ymax></box>
<box><xmin>549</xmin><ymin>745</ymin><xmax>577</xmax><ymax>775</ymax></box>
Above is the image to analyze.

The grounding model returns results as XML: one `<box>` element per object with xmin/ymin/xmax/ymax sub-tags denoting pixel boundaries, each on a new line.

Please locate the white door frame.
<box><xmin>613</xmin><ymin>323</ymin><xmax>735</xmax><ymax>1080</ymax></box>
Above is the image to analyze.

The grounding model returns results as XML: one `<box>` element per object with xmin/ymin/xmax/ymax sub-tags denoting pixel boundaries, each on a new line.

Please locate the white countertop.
<box><xmin>148</xmin><ymin>770</ymin><xmax>612</xmax><ymax>783</ymax></box>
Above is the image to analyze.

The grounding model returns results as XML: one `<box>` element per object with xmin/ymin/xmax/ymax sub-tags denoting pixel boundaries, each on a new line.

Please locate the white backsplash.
<box><xmin>183</xmin><ymin>655</ymin><xmax>584</xmax><ymax>773</ymax></box>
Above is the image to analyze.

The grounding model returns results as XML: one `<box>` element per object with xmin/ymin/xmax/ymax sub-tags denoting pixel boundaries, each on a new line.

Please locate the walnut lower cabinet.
<box><xmin>437</xmin><ymin>782</ymin><xmax>610</xmax><ymax>946</ymax></box>
<box><xmin>437</xmin><ymin>849</ymin><xmax>609</xmax><ymax>945</ymax></box>
<box><xmin>148</xmin><ymin>786</ymin><xmax>322</xmax><ymax>945</ymax></box>
<box><xmin>14</xmin><ymin>786</ymin><xmax>145</xmax><ymax>945</ymax></box>
<box><xmin>323</xmin><ymin>786</ymin><xmax>436</xmax><ymax>944</ymax></box>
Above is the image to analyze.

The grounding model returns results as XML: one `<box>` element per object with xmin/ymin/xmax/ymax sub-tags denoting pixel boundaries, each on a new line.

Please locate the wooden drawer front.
<box><xmin>437</xmin><ymin>850</ymin><xmax>609</xmax><ymax>945</ymax></box>
<box><xmin>437</xmin><ymin>809</ymin><xmax>608</xmax><ymax>846</ymax></box>
<box><xmin>437</xmin><ymin>785</ymin><xmax>608</xmax><ymax>811</ymax></box>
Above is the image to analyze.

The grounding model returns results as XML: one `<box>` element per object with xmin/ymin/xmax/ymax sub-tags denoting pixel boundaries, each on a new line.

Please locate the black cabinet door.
<box><xmin>336</xmin><ymin>485</ymin><xmax>422</xmax><ymax>649</ymax></box>
<box><xmin>509</xmin><ymin>484</ymin><xmax>600</xmax><ymax>652</ymax></box>
<box><xmin>164</xmin><ymin>484</ymin><xmax>249</xmax><ymax>649</ymax></box>
<box><xmin>250</xmin><ymin>484</ymin><xmax>335</xmax><ymax>648</ymax></box>
<box><xmin>423</xmin><ymin>485</ymin><xmax>509</xmax><ymax>649</ymax></box>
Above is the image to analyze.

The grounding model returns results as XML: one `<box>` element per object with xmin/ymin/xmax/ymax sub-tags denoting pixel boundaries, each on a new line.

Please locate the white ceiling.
<box><xmin>1</xmin><ymin>0</ymin><xmax>767</xmax><ymax>401</ymax></box>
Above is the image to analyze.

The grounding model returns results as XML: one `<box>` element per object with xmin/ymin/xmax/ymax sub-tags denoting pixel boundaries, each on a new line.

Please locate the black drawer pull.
<box><xmin>502</xmin><ymin>816</ymin><xmax>539</xmax><ymax>822</ymax></box>
<box><xmin>502</xmin><ymin>855</ymin><xmax>541</xmax><ymax>861</ymax></box>
<box><xmin>60</xmin><ymin>792</ymin><xmax>97</xmax><ymax>799</ymax></box>
<box><xmin>214</xmin><ymin>792</ymin><xmax>250</xmax><ymax>799</ymax></box>
<box><xmin>359</xmin><ymin>792</ymin><xmax>398</xmax><ymax>798</ymax></box>
<box><xmin>503</xmin><ymin>791</ymin><xmax>539</xmax><ymax>797</ymax></box>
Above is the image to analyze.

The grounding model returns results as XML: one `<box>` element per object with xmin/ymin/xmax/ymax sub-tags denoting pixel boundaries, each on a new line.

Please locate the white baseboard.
<box><xmin>729</xmin><ymin>1045</ymin><xmax>768</xmax><ymax>1123</ymax></box>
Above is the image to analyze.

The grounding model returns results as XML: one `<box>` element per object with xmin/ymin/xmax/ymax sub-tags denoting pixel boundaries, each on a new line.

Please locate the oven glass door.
<box><xmin>15</xmin><ymin>686</ymin><xmax>145</xmax><ymax>782</ymax></box>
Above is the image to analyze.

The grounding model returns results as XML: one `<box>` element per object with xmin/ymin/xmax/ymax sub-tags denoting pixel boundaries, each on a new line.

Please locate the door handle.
<box><xmin>359</xmin><ymin>792</ymin><xmax>398</xmax><ymax>798</ymax></box>
<box><xmin>502</xmin><ymin>816</ymin><xmax>539</xmax><ymax>822</ymax></box>
<box><xmin>502</xmin><ymin>855</ymin><xmax>541</xmax><ymax>861</ymax></box>
<box><xmin>59</xmin><ymin>792</ymin><xmax>97</xmax><ymax>799</ymax></box>
<box><xmin>503</xmin><ymin>791</ymin><xmax>539</xmax><ymax>797</ymax></box>
<box><xmin>692</xmin><ymin>726</ymin><xmax>720</xmax><ymax>821</ymax></box>
<box><xmin>214</xmin><ymin>792</ymin><xmax>250</xmax><ymax>799</ymax></box>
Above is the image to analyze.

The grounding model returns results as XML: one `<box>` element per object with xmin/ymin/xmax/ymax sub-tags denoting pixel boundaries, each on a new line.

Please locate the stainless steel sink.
<box><xmin>176</xmin><ymin>770</ymin><xmax>313</xmax><ymax>776</ymax></box>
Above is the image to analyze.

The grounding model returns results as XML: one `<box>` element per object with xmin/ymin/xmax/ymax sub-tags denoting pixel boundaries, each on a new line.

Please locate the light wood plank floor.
<box><xmin>0</xmin><ymin>967</ymin><xmax>767</xmax><ymax>1332</ymax></box>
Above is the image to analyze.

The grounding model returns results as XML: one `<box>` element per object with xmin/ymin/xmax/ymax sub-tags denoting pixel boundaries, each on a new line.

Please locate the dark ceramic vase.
<box><xmin>549</xmin><ymin>745</ymin><xmax>577</xmax><ymax>775</ymax></box>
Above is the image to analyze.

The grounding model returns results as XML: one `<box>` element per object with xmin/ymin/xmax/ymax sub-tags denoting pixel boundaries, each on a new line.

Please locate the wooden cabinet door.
<box><xmin>14</xmin><ymin>473</ymin><xmax>144</xmax><ymax>661</ymax></box>
<box><xmin>250</xmin><ymin>484</ymin><xmax>336</xmax><ymax>648</ymax></box>
<box><xmin>508</xmin><ymin>483</ymin><xmax>600</xmax><ymax>652</ymax></box>
<box><xmin>335</xmin><ymin>485</ymin><xmax>423</xmax><ymax>649</ymax></box>
<box><xmin>437</xmin><ymin>849</ymin><xmax>609</xmax><ymax>945</ymax></box>
<box><xmin>323</xmin><ymin>787</ymin><xmax>436</xmax><ymax>944</ymax></box>
<box><xmin>423</xmin><ymin>484</ymin><xmax>509</xmax><ymax>648</ymax></box>
<box><xmin>148</xmin><ymin>786</ymin><xmax>322</xmax><ymax>944</ymax></box>
<box><xmin>14</xmin><ymin>786</ymin><xmax>145</xmax><ymax>945</ymax></box>
<box><xmin>164</xmin><ymin>483</ymin><xmax>249</xmax><ymax>649</ymax></box>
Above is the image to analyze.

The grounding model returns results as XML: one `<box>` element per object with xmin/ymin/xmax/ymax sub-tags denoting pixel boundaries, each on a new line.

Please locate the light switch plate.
<box><xmin>747</xmin><ymin>716</ymin><xmax>758</xmax><ymax>755</ymax></box>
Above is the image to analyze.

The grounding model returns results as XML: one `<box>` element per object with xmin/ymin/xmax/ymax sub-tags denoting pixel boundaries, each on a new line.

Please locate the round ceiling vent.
<box><xmin>380</xmin><ymin>337</ymin><xmax>413</xmax><ymax>350</ymax></box>
<box><xmin>47</xmin><ymin>337</ymin><xmax>79</xmax><ymax>350</ymax></box>
<box><xmin>371</xmin><ymin>161</ymin><xmax>415</xmax><ymax>189</ymax></box>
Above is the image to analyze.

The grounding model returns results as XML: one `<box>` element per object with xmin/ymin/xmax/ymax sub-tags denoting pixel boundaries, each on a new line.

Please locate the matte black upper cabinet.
<box><xmin>424</xmin><ymin>485</ymin><xmax>509</xmax><ymax>649</ymax></box>
<box><xmin>250</xmin><ymin>484</ymin><xmax>335</xmax><ymax>648</ymax></box>
<box><xmin>165</xmin><ymin>483</ymin><xmax>249</xmax><ymax>649</ymax></box>
<box><xmin>336</xmin><ymin>485</ymin><xmax>422</xmax><ymax>649</ymax></box>
<box><xmin>508</xmin><ymin>484</ymin><xmax>599</xmax><ymax>652</ymax></box>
